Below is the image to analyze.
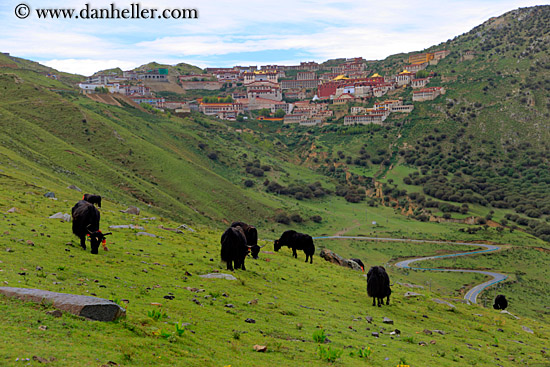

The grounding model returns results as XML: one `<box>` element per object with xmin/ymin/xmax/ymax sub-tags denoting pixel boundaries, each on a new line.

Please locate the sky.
<box><xmin>0</xmin><ymin>1</ymin><xmax>547</xmax><ymax>76</ymax></box>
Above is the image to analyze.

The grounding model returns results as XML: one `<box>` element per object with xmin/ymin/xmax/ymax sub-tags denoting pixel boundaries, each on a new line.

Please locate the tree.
<box><xmin>274</xmin><ymin>109</ymin><xmax>286</xmax><ymax>118</ymax></box>
<box><xmin>259</xmin><ymin>108</ymin><xmax>271</xmax><ymax>117</ymax></box>
<box><xmin>416</xmin><ymin>70</ymin><xmax>429</xmax><ymax>78</ymax></box>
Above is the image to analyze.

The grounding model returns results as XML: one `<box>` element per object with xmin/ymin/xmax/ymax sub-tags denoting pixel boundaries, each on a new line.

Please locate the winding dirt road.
<box><xmin>313</xmin><ymin>235</ymin><xmax>508</xmax><ymax>304</ymax></box>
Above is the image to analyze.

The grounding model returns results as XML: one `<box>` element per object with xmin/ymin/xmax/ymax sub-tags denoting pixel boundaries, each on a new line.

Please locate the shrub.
<box><xmin>345</xmin><ymin>194</ymin><xmax>361</xmax><ymax>203</ymax></box>
<box><xmin>275</xmin><ymin>213</ymin><xmax>290</xmax><ymax>225</ymax></box>
<box><xmin>476</xmin><ymin>217</ymin><xmax>487</xmax><ymax>225</ymax></box>
<box><xmin>244</xmin><ymin>180</ymin><xmax>254</xmax><ymax>188</ymax></box>
<box><xmin>246</xmin><ymin>166</ymin><xmax>264</xmax><ymax>177</ymax></box>
<box><xmin>311</xmin><ymin>215</ymin><xmax>322</xmax><ymax>223</ymax></box>
<box><xmin>290</xmin><ymin>214</ymin><xmax>303</xmax><ymax>223</ymax></box>
<box><xmin>525</xmin><ymin>209</ymin><xmax>542</xmax><ymax>218</ymax></box>
<box><xmin>417</xmin><ymin>214</ymin><xmax>430</xmax><ymax>222</ymax></box>
<box><xmin>267</xmin><ymin>181</ymin><xmax>285</xmax><ymax>194</ymax></box>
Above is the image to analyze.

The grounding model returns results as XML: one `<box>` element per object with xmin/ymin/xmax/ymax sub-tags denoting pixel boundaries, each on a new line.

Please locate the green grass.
<box><xmin>1</xmin><ymin>187</ymin><xmax>549</xmax><ymax>366</ymax></box>
<box><xmin>1</xmin><ymin>7</ymin><xmax>550</xmax><ymax>365</ymax></box>
<box><xmin>420</xmin><ymin>245</ymin><xmax>550</xmax><ymax>321</ymax></box>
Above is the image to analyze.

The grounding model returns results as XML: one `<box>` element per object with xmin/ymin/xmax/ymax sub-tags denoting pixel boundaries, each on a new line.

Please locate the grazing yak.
<box><xmin>231</xmin><ymin>221</ymin><xmax>262</xmax><ymax>259</ymax></box>
<box><xmin>367</xmin><ymin>266</ymin><xmax>391</xmax><ymax>307</ymax></box>
<box><xmin>83</xmin><ymin>194</ymin><xmax>102</xmax><ymax>208</ymax></box>
<box><xmin>493</xmin><ymin>294</ymin><xmax>508</xmax><ymax>310</ymax></box>
<box><xmin>350</xmin><ymin>258</ymin><xmax>365</xmax><ymax>272</ymax></box>
<box><xmin>71</xmin><ymin>200</ymin><xmax>111</xmax><ymax>254</ymax></box>
<box><xmin>274</xmin><ymin>230</ymin><xmax>315</xmax><ymax>264</ymax></box>
<box><xmin>221</xmin><ymin>225</ymin><xmax>250</xmax><ymax>271</ymax></box>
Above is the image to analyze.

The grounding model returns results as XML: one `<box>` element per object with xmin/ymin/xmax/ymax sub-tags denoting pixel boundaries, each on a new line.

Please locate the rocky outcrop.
<box><xmin>319</xmin><ymin>249</ymin><xmax>362</xmax><ymax>271</ymax></box>
<box><xmin>49</xmin><ymin>212</ymin><xmax>71</xmax><ymax>222</ymax></box>
<box><xmin>121</xmin><ymin>206</ymin><xmax>140</xmax><ymax>215</ymax></box>
<box><xmin>0</xmin><ymin>287</ymin><xmax>125</xmax><ymax>321</ymax></box>
<box><xmin>199</xmin><ymin>273</ymin><xmax>237</xmax><ymax>280</ymax></box>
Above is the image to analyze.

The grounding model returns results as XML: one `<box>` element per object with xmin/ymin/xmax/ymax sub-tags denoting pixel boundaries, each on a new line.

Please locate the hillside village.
<box><xmin>78</xmin><ymin>50</ymin><xmax>450</xmax><ymax>126</ymax></box>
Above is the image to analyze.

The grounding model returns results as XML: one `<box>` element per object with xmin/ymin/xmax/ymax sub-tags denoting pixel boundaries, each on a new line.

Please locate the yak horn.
<box><xmin>258</xmin><ymin>243</ymin><xmax>268</xmax><ymax>248</ymax></box>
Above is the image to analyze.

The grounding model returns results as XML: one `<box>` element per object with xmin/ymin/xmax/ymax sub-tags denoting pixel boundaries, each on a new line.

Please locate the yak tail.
<box><xmin>220</xmin><ymin>243</ymin><xmax>231</xmax><ymax>263</ymax></box>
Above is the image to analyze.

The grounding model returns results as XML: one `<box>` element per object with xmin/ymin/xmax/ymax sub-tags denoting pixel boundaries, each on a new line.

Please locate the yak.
<box><xmin>71</xmin><ymin>200</ymin><xmax>111</xmax><ymax>254</ymax></box>
<box><xmin>83</xmin><ymin>194</ymin><xmax>102</xmax><ymax>208</ymax></box>
<box><xmin>493</xmin><ymin>294</ymin><xmax>508</xmax><ymax>310</ymax></box>
<box><xmin>220</xmin><ymin>225</ymin><xmax>250</xmax><ymax>271</ymax></box>
<box><xmin>231</xmin><ymin>221</ymin><xmax>263</xmax><ymax>259</ymax></box>
<box><xmin>350</xmin><ymin>258</ymin><xmax>365</xmax><ymax>272</ymax></box>
<box><xmin>274</xmin><ymin>230</ymin><xmax>315</xmax><ymax>264</ymax></box>
<box><xmin>367</xmin><ymin>266</ymin><xmax>391</xmax><ymax>307</ymax></box>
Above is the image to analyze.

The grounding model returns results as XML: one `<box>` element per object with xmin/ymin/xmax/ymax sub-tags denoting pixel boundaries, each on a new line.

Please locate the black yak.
<box><xmin>367</xmin><ymin>266</ymin><xmax>391</xmax><ymax>307</ymax></box>
<box><xmin>221</xmin><ymin>225</ymin><xmax>250</xmax><ymax>271</ymax></box>
<box><xmin>493</xmin><ymin>294</ymin><xmax>508</xmax><ymax>310</ymax></box>
<box><xmin>71</xmin><ymin>200</ymin><xmax>111</xmax><ymax>254</ymax></box>
<box><xmin>350</xmin><ymin>258</ymin><xmax>365</xmax><ymax>272</ymax></box>
<box><xmin>231</xmin><ymin>221</ymin><xmax>263</xmax><ymax>259</ymax></box>
<box><xmin>274</xmin><ymin>230</ymin><xmax>315</xmax><ymax>264</ymax></box>
<box><xmin>83</xmin><ymin>194</ymin><xmax>102</xmax><ymax>208</ymax></box>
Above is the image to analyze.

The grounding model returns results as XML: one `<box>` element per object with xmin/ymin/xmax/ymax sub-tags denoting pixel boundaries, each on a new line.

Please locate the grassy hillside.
<box><xmin>0</xmin><ymin>68</ymin><xmax>301</xmax><ymax>228</ymax></box>
<box><xmin>0</xmin><ymin>185</ymin><xmax>549</xmax><ymax>367</ymax></box>
<box><xmin>136</xmin><ymin>61</ymin><xmax>203</xmax><ymax>76</ymax></box>
<box><xmin>1</xmin><ymin>5</ymin><xmax>550</xmax><ymax>366</ymax></box>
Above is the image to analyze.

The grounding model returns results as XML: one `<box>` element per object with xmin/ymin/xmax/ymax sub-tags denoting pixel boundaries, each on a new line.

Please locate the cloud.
<box><xmin>43</xmin><ymin>59</ymin><xmax>140</xmax><ymax>76</ymax></box>
<box><xmin>1</xmin><ymin>0</ymin><xmax>548</xmax><ymax>74</ymax></box>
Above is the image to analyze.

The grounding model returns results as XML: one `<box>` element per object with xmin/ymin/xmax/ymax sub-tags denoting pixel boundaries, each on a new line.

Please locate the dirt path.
<box><xmin>334</xmin><ymin>220</ymin><xmax>361</xmax><ymax>236</ymax></box>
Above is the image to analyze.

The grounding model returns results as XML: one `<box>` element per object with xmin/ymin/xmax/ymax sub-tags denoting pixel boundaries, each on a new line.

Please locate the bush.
<box><xmin>244</xmin><ymin>180</ymin><xmax>254</xmax><ymax>188</ymax></box>
<box><xmin>345</xmin><ymin>194</ymin><xmax>361</xmax><ymax>203</ymax></box>
<box><xmin>525</xmin><ymin>209</ymin><xmax>542</xmax><ymax>218</ymax></box>
<box><xmin>290</xmin><ymin>214</ymin><xmax>303</xmax><ymax>223</ymax></box>
<box><xmin>251</xmin><ymin>168</ymin><xmax>264</xmax><ymax>177</ymax></box>
<box><xmin>275</xmin><ymin>213</ymin><xmax>290</xmax><ymax>225</ymax></box>
<box><xmin>207</xmin><ymin>152</ymin><xmax>218</xmax><ymax>160</ymax></box>
<box><xmin>267</xmin><ymin>181</ymin><xmax>285</xmax><ymax>194</ymax></box>
<box><xmin>311</xmin><ymin>215</ymin><xmax>322</xmax><ymax>223</ymax></box>
<box><xmin>417</xmin><ymin>214</ymin><xmax>430</xmax><ymax>222</ymax></box>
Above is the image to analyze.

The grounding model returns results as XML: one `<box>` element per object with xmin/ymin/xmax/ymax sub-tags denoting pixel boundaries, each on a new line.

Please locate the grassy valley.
<box><xmin>1</xmin><ymin>5</ymin><xmax>550</xmax><ymax>366</ymax></box>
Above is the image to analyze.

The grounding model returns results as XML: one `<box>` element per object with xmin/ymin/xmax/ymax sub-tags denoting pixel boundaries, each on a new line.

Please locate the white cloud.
<box><xmin>0</xmin><ymin>0</ymin><xmax>548</xmax><ymax>74</ymax></box>
<box><xmin>42</xmin><ymin>59</ymin><xmax>140</xmax><ymax>76</ymax></box>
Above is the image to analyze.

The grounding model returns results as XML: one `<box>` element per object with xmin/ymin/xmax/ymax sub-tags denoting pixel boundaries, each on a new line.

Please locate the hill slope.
<box><xmin>0</xmin><ymin>186</ymin><xmax>548</xmax><ymax>366</ymax></box>
<box><xmin>1</xmin><ymin>5</ymin><xmax>550</xmax><ymax>366</ymax></box>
